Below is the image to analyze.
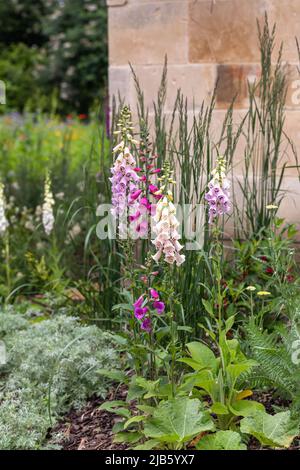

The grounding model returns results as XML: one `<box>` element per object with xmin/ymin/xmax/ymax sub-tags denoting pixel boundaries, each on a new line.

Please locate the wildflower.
<box><xmin>134</xmin><ymin>306</ymin><xmax>148</xmax><ymax>320</ymax></box>
<box><xmin>42</xmin><ymin>173</ymin><xmax>55</xmax><ymax>235</ymax></box>
<box><xmin>133</xmin><ymin>295</ymin><xmax>144</xmax><ymax>309</ymax></box>
<box><xmin>286</xmin><ymin>274</ymin><xmax>294</xmax><ymax>283</ymax></box>
<box><xmin>141</xmin><ymin>317</ymin><xmax>152</xmax><ymax>333</ymax></box>
<box><xmin>246</xmin><ymin>286</ymin><xmax>256</xmax><ymax>291</ymax></box>
<box><xmin>0</xmin><ymin>182</ymin><xmax>9</xmax><ymax>235</ymax></box>
<box><xmin>266</xmin><ymin>204</ymin><xmax>278</xmax><ymax>210</ymax></box>
<box><xmin>153</xmin><ymin>300</ymin><xmax>165</xmax><ymax>314</ymax></box>
<box><xmin>205</xmin><ymin>156</ymin><xmax>231</xmax><ymax>223</ymax></box>
<box><xmin>150</xmin><ymin>288</ymin><xmax>159</xmax><ymax>299</ymax></box>
<box><xmin>152</xmin><ymin>196</ymin><xmax>185</xmax><ymax>266</ymax></box>
<box><xmin>265</xmin><ymin>266</ymin><xmax>274</xmax><ymax>275</ymax></box>
<box><xmin>257</xmin><ymin>291</ymin><xmax>271</xmax><ymax>296</ymax></box>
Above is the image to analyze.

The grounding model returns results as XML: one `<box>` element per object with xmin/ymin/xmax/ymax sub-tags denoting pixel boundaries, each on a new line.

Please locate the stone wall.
<box><xmin>107</xmin><ymin>0</ymin><xmax>300</xmax><ymax>230</ymax></box>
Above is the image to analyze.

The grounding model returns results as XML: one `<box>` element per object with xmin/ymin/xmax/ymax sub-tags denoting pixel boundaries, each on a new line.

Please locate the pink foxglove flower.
<box><xmin>133</xmin><ymin>288</ymin><xmax>165</xmax><ymax>333</ymax></box>
<box><xmin>134</xmin><ymin>306</ymin><xmax>148</xmax><ymax>320</ymax></box>
<box><xmin>150</xmin><ymin>288</ymin><xmax>159</xmax><ymax>299</ymax></box>
<box><xmin>141</xmin><ymin>317</ymin><xmax>152</xmax><ymax>332</ymax></box>
<box><xmin>153</xmin><ymin>300</ymin><xmax>165</xmax><ymax>314</ymax></box>
<box><xmin>42</xmin><ymin>173</ymin><xmax>55</xmax><ymax>235</ymax></box>
<box><xmin>205</xmin><ymin>156</ymin><xmax>231</xmax><ymax>223</ymax></box>
<box><xmin>110</xmin><ymin>143</ymin><xmax>140</xmax><ymax>221</ymax></box>
<box><xmin>152</xmin><ymin>196</ymin><xmax>185</xmax><ymax>266</ymax></box>
<box><xmin>0</xmin><ymin>182</ymin><xmax>8</xmax><ymax>235</ymax></box>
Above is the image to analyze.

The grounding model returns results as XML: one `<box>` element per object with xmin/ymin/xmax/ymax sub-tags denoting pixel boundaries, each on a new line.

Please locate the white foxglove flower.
<box><xmin>0</xmin><ymin>182</ymin><xmax>9</xmax><ymax>235</ymax></box>
<box><xmin>42</xmin><ymin>174</ymin><xmax>55</xmax><ymax>235</ymax></box>
<box><xmin>152</xmin><ymin>196</ymin><xmax>185</xmax><ymax>266</ymax></box>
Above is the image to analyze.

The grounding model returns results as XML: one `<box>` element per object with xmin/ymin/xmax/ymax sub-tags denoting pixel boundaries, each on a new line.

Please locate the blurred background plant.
<box><xmin>0</xmin><ymin>0</ymin><xmax>107</xmax><ymax>115</ymax></box>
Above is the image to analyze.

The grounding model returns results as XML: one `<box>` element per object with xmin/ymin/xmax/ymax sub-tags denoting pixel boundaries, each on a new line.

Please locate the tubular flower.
<box><xmin>0</xmin><ymin>182</ymin><xmax>9</xmax><ymax>235</ymax></box>
<box><xmin>205</xmin><ymin>155</ymin><xmax>231</xmax><ymax>223</ymax></box>
<box><xmin>152</xmin><ymin>195</ymin><xmax>185</xmax><ymax>266</ymax></box>
<box><xmin>42</xmin><ymin>173</ymin><xmax>55</xmax><ymax>235</ymax></box>
<box><xmin>110</xmin><ymin>142</ymin><xmax>140</xmax><ymax>220</ymax></box>
<box><xmin>133</xmin><ymin>288</ymin><xmax>165</xmax><ymax>333</ymax></box>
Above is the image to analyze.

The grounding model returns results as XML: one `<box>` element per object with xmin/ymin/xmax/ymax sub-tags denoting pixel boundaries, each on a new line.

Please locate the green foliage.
<box><xmin>240</xmin><ymin>410</ymin><xmax>299</xmax><ymax>448</ymax></box>
<box><xmin>40</xmin><ymin>0</ymin><xmax>108</xmax><ymax>114</ymax></box>
<box><xmin>143</xmin><ymin>398</ymin><xmax>214</xmax><ymax>448</ymax></box>
<box><xmin>196</xmin><ymin>430</ymin><xmax>247</xmax><ymax>450</ymax></box>
<box><xmin>0</xmin><ymin>1</ymin><xmax>47</xmax><ymax>46</ymax></box>
<box><xmin>0</xmin><ymin>44</ymin><xmax>46</xmax><ymax>113</ymax></box>
<box><xmin>0</xmin><ymin>308</ymin><xmax>119</xmax><ymax>449</ymax></box>
<box><xmin>0</xmin><ymin>1</ymin><xmax>108</xmax><ymax>114</ymax></box>
<box><xmin>181</xmin><ymin>336</ymin><xmax>263</xmax><ymax>430</ymax></box>
<box><xmin>244</xmin><ymin>318</ymin><xmax>300</xmax><ymax>403</ymax></box>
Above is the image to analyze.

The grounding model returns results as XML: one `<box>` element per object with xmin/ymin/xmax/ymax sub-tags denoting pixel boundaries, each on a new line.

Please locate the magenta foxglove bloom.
<box><xmin>133</xmin><ymin>295</ymin><xmax>144</xmax><ymax>308</ymax></box>
<box><xmin>150</xmin><ymin>288</ymin><xmax>159</xmax><ymax>299</ymax></box>
<box><xmin>153</xmin><ymin>300</ymin><xmax>165</xmax><ymax>314</ymax></box>
<box><xmin>205</xmin><ymin>156</ymin><xmax>231</xmax><ymax>224</ymax></box>
<box><xmin>141</xmin><ymin>317</ymin><xmax>152</xmax><ymax>332</ymax></box>
<box><xmin>134</xmin><ymin>306</ymin><xmax>148</xmax><ymax>320</ymax></box>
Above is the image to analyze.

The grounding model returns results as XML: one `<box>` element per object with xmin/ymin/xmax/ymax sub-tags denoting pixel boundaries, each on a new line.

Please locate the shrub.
<box><xmin>0</xmin><ymin>309</ymin><xmax>119</xmax><ymax>449</ymax></box>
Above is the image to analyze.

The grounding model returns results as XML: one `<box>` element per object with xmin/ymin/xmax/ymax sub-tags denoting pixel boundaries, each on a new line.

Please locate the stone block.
<box><xmin>189</xmin><ymin>0</ymin><xmax>269</xmax><ymax>63</ymax></box>
<box><xmin>215</xmin><ymin>64</ymin><xmax>260</xmax><ymax>109</ymax></box>
<box><xmin>109</xmin><ymin>2</ymin><xmax>188</xmax><ymax>65</ymax></box>
<box><xmin>130</xmin><ymin>64</ymin><xmax>216</xmax><ymax>111</ymax></box>
<box><xmin>268</xmin><ymin>0</ymin><xmax>300</xmax><ymax>62</ymax></box>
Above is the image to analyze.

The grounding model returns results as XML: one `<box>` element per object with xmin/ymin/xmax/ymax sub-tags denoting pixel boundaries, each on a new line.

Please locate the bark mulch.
<box><xmin>49</xmin><ymin>385</ymin><xmax>129</xmax><ymax>451</ymax></box>
<box><xmin>49</xmin><ymin>387</ymin><xmax>300</xmax><ymax>450</ymax></box>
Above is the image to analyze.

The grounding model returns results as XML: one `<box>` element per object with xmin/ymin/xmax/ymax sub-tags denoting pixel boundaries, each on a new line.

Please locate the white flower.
<box><xmin>0</xmin><ymin>182</ymin><xmax>9</xmax><ymax>235</ymax></box>
<box><xmin>152</xmin><ymin>197</ymin><xmax>185</xmax><ymax>267</ymax></box>
<box><xmin>42</xmin><ymin>174</ymin><xmax>55</xmax><ymax>235</ymax></box>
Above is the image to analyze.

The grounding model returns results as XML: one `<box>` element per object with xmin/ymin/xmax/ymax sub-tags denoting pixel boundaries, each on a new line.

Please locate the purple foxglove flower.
<box><xmin>134</xmin><ymin>307</ymin><xmax>148</xmax><ymax>320</ymax></box>
<box><xmin>141</xmin><ymin>317</ymin><xmax>152</xmax><ymax>332</ymax></box>
<box><xmin>153</xmin><ymin>300</ymin><xmax>165</xmax><ymax>314</ymax></box>
<box><xmin>129</xmin><ymin>210</ymin><xmax>141</xmax><ymax>222</ymax></box>
<box><xmin>133</xmin><ymin>295</ymin><xmax>144</xmax><ymax>308</ymax></box>
<box><xmin>150</xmin><ymin>288</ymin><xmax>159</xmax><ymax>299</ymax></box>
<box><xmin>129</xmin><ymin>189</ymin><xmax>142</xmax><ymax>202</ymax></box>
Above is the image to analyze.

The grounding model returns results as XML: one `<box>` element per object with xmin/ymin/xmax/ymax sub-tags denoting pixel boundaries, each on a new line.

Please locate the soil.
<box><xmin>49</xmin><ymin>385</ymin><xmax>129</xmax><ymax>451</ymax></box>
<box><xmin>49</xmin><ymin>387</ymin><xmax>300</xmax><ymax>451</ymax></box>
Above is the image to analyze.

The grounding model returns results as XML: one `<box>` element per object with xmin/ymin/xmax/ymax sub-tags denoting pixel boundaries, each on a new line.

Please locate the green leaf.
<box><xmin>186</xmin><ymin>342</ymin><xmax>217</xmax><ymax>370</ymax></box>
<box><xmin>97</xmin><ymin>368</ymin><xmax>128</xmax><ymax>384</ymax></box>
<box><xmin>229</xmin><ymin>400</ymin><xmax>264</xmax><ymax>417</ymax></box>
<box><xmin>134</xmin><ymin>439</ymin><xmax>160</xmax><ymax>450</ymax></box>
<box><xmin>202</xmin><ymin>299</ymin><xmax>214</xmax><ymax>317</ymax></box>
<box><xmin>211</xmin><ymin>402</ymin><xmax>229</xmax><ymax>415</ymax></box>
<box><xmin>225</xmin><ymin>315</ymin><xmax>236</xmax><ymax>333</ymax></box>
<box><xmin>178</xmin><ymin>358</ymin><xmax>208</xmax><ymax>371</ymax></box>
<box><xmin>124</xmin><ymin>415</ymin><xmax>146</xmax><ymax>429</ymax></box>
<box><xmin>99</xmin><ymin>401</ymin><xmax>130</xmax><ymax>418</ymax></box>
<box><xmin>196</xmin><ymin>431</ymin><xmax>247</xmax><ymax>450</ymax></box>
<box><xmin>112</xmin><ymin>303</ymin><xmax>133</xmax><ymax>312</ymax></box>
<box><xmin>136</xmin><ymin>405</ymin><xmax>155</xmax><ymax>414</ymax></box>
<box><xmin>114</xmin><ymin>432</ymin><xmax>141</xmax><ymax>444</ymax></box>
<box><xmin>240</xmin><ymin>411</ymin><xmax>299</xmax><ymax>448</ymax></box>
<box><xmin>144</xmin><ymin>398</ymin><xmax>214</xmax><ymax>445</ymax></box>
<box><xmin>226</xmin><ymin>361</ymin><xmax>256</xmax><ymax>383</ymax></box>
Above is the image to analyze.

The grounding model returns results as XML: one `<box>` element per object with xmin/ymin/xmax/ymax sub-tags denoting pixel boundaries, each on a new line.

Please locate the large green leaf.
<box><xmin>186</xmin><ymin>342</ymin><xmax>217</xmax><ymax>371</ymax></box>
<box><xmin>196</xmin><ymin>431</ymin><xmax>247</xmax><ymax>450</ymax></box>
<box><xmin>210</xmin><ymin>402</ymin><xmax>229</xmax><ymax>415</ymax></box>
<box><xmin>229</xmin><ymin>399</ymin><xmax>264</xmax><ymax>417</ymax></box>
<box><xmin>226</xmin><ymin>361</ymin><xmax>256</xmax><ymax>383</ymax></box>
<box><xmin>144</xmin><ymin>398</ymin><xmax>214</xmax><ymax>445</ymax></box>
<box><xmin>240</xmin><ymin>411</ymin><xmax>299</xmax><ymax>448</ymax></box>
